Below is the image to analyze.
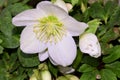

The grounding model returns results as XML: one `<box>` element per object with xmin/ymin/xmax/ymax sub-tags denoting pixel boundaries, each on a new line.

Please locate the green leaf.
<box><xmin>81</xmin><ymin>55</ymin><xmax>100</xmax><ymax>67</ymax></box>
<box><xmin>89</xmin><ymin>2</ymin><xmax>105</xmax><ymax>20</ymax></box>
<box><xmin>107</xmin><ymin>6</ymin><xmax>120</xmax><ymax>27</ymax></box>
<box><xmin>80</xmin><ymin>70</ymin><xmax>99</xmax><ymax>80</ymax></box>
<box><xmin>72</xmin><ymin>49</ymin><xmax>83</xmax><ymax>69</ymax></box>
<box><xmin>103</xmin><ymin>1</ymin><xmax>117</xmax><ymax>24</ymax></box>
<box><xmin>10</xmin><ymin>74</ymin><xmax>27</xmax><ymax>80</ymax></box>
<box><xmin>78</xmin><ymin>64</ymin><xmax>96</xmax><ymax>73</ymax></box>
<box><xmin>8</xmin><ymin>53</ymin><xmax>18</xmax><ymax>71</ymax></box>
<box><xmin>103</xmin><ymin>45</ymin><xmax>120</xmax><ymax>63</ymax></box>
<box><xmin>104</xmin><ymin>1</ymin><xmax>117</xmax><ymax>18</ymax></box>
<box><xmin>0</xmin><ymin>46</ymin><xmax>4</xmax><ymax>54</ymax></box>
<box><xmin>86</xmin><ymin>19</ymin><xmax>101</xmax><ymax>33</ymax></box>
<box><xmin>105</xmin><ymin>61</ymin><xmax>120</xmax><ymax>78</ymax></box>
<box><xmin>17</xmin><ymin>48</ymin><xmax>40</xmax><ymax>67</ymax></box>
<box><xmin>0</xmin><ymin>60</ymin><xmax>9</xmax><ymax>80</ymax></box>
<box><xmin>100</xmin><ymin>29</ymin><xmax>119</xmax><ymax>43</ymax></box>
<box><xmin>0</xmin><ymin>34</ymin><xmax>19</xmax><ymax>48</ymax></box>
<box><xmin>0</xmin><ymin>0</ymin><xmax>7</xmax><ymax>7</ymax></box>
<box><xmin>0</xmin><ymin>9</ymin><xmax>14</xmax><ymax>36</ymax></box>
<box><xmin>48</xmin><ymin>61</ymin><xmax>58</xmax><ymax>77</ymax></box>
<box><xmin>10</xmin><ymin>3</ymin><xmax>31</xmax><ymax>16</ymax></box>
<box><xmin>0</xmin><ymin>38</ymin><xmax>3</xmax><ymax>44</ymax></box>
<box><xmin>100</xmin><ymin>69</ymin><xmax>117</xmax><ymax>80</ymax></box>
<box><xmin>7</xmin><ymin>0</ymin><xmax>20</xmax><ymax>4</ymax></box>
<box><xmin>71</xmin><ymin>0</ymin><xmax>79</xmax><ymax>6</ymax></box>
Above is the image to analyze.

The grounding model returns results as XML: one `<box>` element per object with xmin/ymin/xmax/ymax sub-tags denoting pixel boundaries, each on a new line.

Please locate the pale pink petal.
<box><xmin>49</xmin><ymin>57</ymin><xmax>58</xmax><ymax>65</ymax></box>
<box><xmin>54</xmin><ymin>0</ymin><xmax>68</xmax><ymax>13</ymax></box>
<box><xmin>20</xmin><ymin>26</ymin><xmax>47</xmax><ymax>53</ymax></box>
<box><xmin>36</xmin><ymin>1</ymin><xmax>68</xmax><ymax>20</ymax></box>
<box><xmin>38</xmin><ymin>51</ymin><xmax>49</xmax><ymax>61</ymax></box>
<box><xmin>48</xmin><ymin>33</ymin><xmax>77</xmax><ymax>67</ymax></box>
<box><xmin>61</xmin><ymin>16</ymin><xmax>88</xmax><ymax>36</ymax></box>
<box><xmin>12</xmin><ymin>9</ymin><xmax>46</xmax><ymax>26</ymax></box>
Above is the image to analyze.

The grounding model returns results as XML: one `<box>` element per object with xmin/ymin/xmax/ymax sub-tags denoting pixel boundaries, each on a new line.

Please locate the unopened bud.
<box><xmin>66</xmin><ymin>3</ymin><xmax>73</xmax><ymax>11</ymax></box>
<box><xmin>56</xmin><ymin>74</ymin><xmax>79</xmax><ymax>80</ymax></box>
<box><xmin>79</xmin><ymin>33</ymin><xmax>101</xmax><ymax>58</ymax></box>
<box><xmin>66</xmin><ymin>75</ymin><xmax>79</xmax><ymax>80</ymax></box>
<box><xmin>40</xmin><ymin>70</ymin><xmax>51</xmax><ymax>80</ymax></box>
<box><xmin>30</xmin><ymin>74</ymin><xmax>37</xmax><ymax>80</ymax></box>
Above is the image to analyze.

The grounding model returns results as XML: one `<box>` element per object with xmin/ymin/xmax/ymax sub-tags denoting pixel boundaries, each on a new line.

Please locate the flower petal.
<box><xmin>54</xmin><ymin>0</ymin><xmax>68</xmax><ymax>13</ymax></box>
<box><xmin>49</xmin><ymin>57</ymin><xmax>58</xmax><ymax>65</ymax></box>
<box><xmin>38</xmin><ymin>51</ymin><xmax>49</xmax><ymax>61</ymax></box>
<box><xmin>79</xmin><ymin>33</ymin><xmax>101</xmax><ymax>58</ymax></box>
<box><xmin>48</xmin><ymin>33</ymin><xmax>77</xmax><ymax>67</ymax></box>
<box><xmin>58</xmin><ymin>66</ymin><xmax>75</xmax><ymax>74</ymax></box>
<box><xmin>36</xmin><ymin>1</ymin><xmax>68</xmax><ymax>20</ymax></box>
<box><xmin>20</xmin><ymin>26</ymin><xmax>47</xmax><ymax>53</ymax></box>
<box><xmin>12</xmin><ymin>9</ymin><xmax>46</xmax><ymax>26</ymax></box>
<box><xmin>61</xmin><ymin>16</ymin><xmax>88</xmax><ymax>36</ymax></box>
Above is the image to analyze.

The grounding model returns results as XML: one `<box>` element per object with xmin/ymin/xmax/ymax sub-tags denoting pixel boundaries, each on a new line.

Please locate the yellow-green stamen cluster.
<box><xmin>33</xmin><ymin>15</ymin><xmax>66</xmax><ymax>43</ymax></box>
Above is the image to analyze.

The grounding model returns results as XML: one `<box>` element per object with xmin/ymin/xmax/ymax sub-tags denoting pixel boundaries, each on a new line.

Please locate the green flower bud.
<box><xmin>30</xmin><ymin>74</ymin><xmax>37</xmax><ymax>80</ymax></box>
<box><xmin>40</xmin><ymin>70</ymin><xmax>52</xmax><ymax>80</ymax></box>
<box><xmin>56</xmin><ymin>74</ymin><xmax>79</xmax><ymax>80</ymax></box>
<box><xmin>65</xmin><ymin>75</ymin><xmax>79</xmax><ymax>80</ymax></box>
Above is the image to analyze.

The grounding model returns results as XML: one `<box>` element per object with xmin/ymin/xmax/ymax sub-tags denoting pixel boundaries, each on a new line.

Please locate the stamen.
<box><xmin>33</xmin><ymin>15</ymin><xmax>66</xmax><ymax>43</ymax></box>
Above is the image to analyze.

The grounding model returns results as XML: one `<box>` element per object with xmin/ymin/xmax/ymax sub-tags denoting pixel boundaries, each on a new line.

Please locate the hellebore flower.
<box><xmin>12</xmin><ymin>1</ymin><xmax>88</xmax><ymax>66</ymax></box>
<box><xmin>79</xmin><ymin>33</ymin><xmax>101</xmax><ymax>58</ymax></box>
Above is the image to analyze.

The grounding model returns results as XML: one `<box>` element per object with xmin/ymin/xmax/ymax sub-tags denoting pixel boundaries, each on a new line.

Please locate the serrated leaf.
<box><xmin>7</xmin><ymin>0</ymin><xmax>20</xmax><ymax>4</ymax></box>
<box><xmin>107</xmin><ymin>6</ymin><xmax>120</xmax><ymax>27</ymax></box>
<box><xmin>100</xmin><ymin>69</ymin><xmax>117</xmax><ymax>80</ymax></box>
<box><xmin>103</xmin><ymin>45</ymin><xmax>120</xmax><ymax>63</ymax></box>
<box><xmin>104</xmin><ymin>1</ymin><xmax>117</xmax><ymax>18</ymax></box>
<box><xmin>0</xmin><ymin>61</ymin><xmax>8</xmax><ymax>80</ymax></box>
<box><xmin>17</xmin><ymin>48</ymin><xmax>40</xmax><ymax>67</ymax></box>
<box><xmin>89</xmin><ymin>2</ymin><xmax>105</xmax><ymax>19</ymax></box>
<box><xmin>105</xmin><ymin>61</ymin><xmax>120</xmax><ymax>78</ymax></box>
<box><xmin>80</xmin><ymin>70</ymin><xmax>99</xmax><ymax>80</ymax></box>
<box><xmin>0</xmin><ymin>34</ymin><xmax>19</xmax><ymax>48</ymax></box>
<box><xmin>100</xmin><ymin>29</ymin><xmax>119</xmax><ymax>43</ymax></box>
<box><xmin>81</xmin><ymin>55</ymin><xmax>100</xmax><ymax>67</ymax></box>
<box><xmin>0</xmin><ymin>9</ymin><xmax>14</xmax><ymax>36</ymax></box>
<box><xmin>78</xmin><ymin>64</ymin><xmax>96</xmax><ymax>72</ymax></box>
<box><xmin>10</xmin><ymin>3</ymin><xmax>31</xmax><ymax>16</ymax></box>
<box><xmin>10</xmin><ymin>74</ymin><xmax>27</xmax><ymax>80</ymax></box>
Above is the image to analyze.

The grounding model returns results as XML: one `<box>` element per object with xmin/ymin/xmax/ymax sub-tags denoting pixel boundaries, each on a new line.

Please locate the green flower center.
<box><xmin>33</xmin><ymin>15</ymin><xmax>66</xmax><ymax>43</ymax></box>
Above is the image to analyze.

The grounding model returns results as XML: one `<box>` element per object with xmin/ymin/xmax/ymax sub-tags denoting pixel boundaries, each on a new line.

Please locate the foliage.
<box><xmin>0</xmin><ymin>0</ymin><xmax>120</xmax><ymax>80</ymax></box>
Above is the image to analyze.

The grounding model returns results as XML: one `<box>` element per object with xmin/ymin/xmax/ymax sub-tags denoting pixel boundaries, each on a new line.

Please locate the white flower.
<box><xmin>12</xmin><ymin>1</ymin><xmax>88</xmax><ymax>67</ymax></box>
<box><xmin>79</xmin><ymin>33</ymin><xmax>101</xmax><ymax>58</ymax></box>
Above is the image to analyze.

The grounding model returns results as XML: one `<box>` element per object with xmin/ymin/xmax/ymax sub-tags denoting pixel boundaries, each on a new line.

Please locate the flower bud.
<box><xmin>66</xmin><ymin>3</ymin><xmax>73</xmax><ymax>11</ymax></box>
<box><xmin>30</xmin><ymin>74</ymin><xmax>37</xmax><ymax>80</ymax></box>
<box><xmin>40</xmin><ymin>70</ymin><xmax>52</xmax><ymax>80</ymax></box>
<box><xmin>79</xmin><ymin>33</ymin><xmax>101</xmax><ymax>58</ymax></box>
<box><xmin>56</xmin><ymin>74</ymin><xmax>79</xmax><ymax>80</ymax></box>
<box><xmin>30</xmin><ymin>63</ymin><xmax>51</xmax><ymax>80</ymax></box>
<box><xmin>65</xmin><ymin>75</ymin><xmax>79</xmax><ymax>80</ymax></box>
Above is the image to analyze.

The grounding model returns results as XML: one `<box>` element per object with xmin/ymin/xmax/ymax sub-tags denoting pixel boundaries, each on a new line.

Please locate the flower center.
<box><xmin>33</xmin><ymin>15</ymin><xmax>66</xmax><ymax>43</ymax></box>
